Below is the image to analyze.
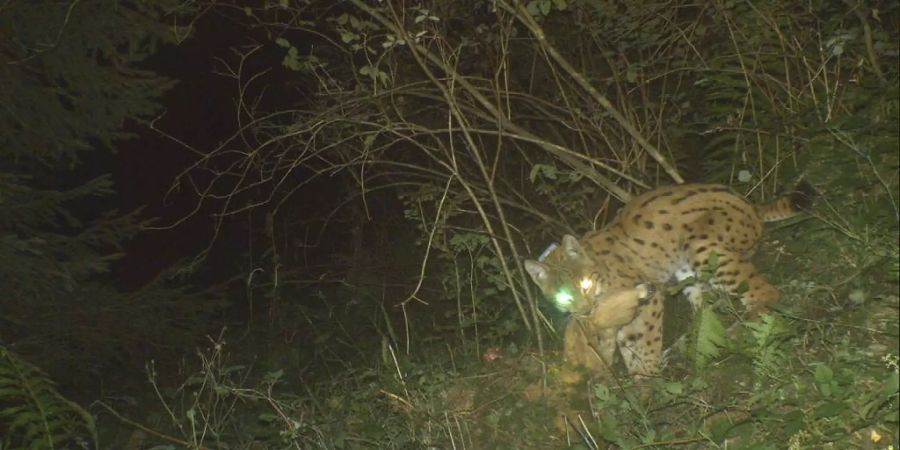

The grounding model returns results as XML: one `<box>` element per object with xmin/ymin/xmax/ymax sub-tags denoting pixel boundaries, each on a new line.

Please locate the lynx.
<box><xmin>526</xmin><ymin>182</ymin><xmax>816</xmax><ymax>378</ymax></box>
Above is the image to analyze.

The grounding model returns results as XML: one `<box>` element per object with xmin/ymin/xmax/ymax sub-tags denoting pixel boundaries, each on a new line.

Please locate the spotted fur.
<box><xmin>526</xmin><ymin>182</ymin><xmax>816</xmax><ymax>378</ymax></box>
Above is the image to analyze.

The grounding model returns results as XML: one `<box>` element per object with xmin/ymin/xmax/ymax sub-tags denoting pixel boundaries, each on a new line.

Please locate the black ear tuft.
<box><xmin>791</xmin><ymin>180</ymin><xmax>819</xmax><ymax>211</ymax></box>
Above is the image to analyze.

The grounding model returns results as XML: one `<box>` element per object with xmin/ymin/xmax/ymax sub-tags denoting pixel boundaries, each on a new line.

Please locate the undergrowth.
<box><xmin>92</xmin><ymin>171</ymin><xmax>898</xmax><ymax>449</ymax></box>
<box><xmin>7</xmin><ymin>0</ymin><xmax>896</xmax><ymax>449</ymax></box>
<box><xmin>114</xmin><ymin>206</ymin><xmax>897</xmax><ymax>449</ymax></box>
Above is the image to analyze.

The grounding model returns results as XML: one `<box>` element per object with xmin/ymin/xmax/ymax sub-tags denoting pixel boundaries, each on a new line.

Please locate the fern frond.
<box><xmin>744</xmin><ymin>314</ymin><xmax>792</xmax><ymax>380</ymax></box>
<box><xmin>0</xmin><ymin>346</ymin><xmax>96</xmax><ymax>449</ymax></box>
<box><xmin>691</xmin><ymin>307</ymin><xmax>728</xmax><ymax>370</ymax></box>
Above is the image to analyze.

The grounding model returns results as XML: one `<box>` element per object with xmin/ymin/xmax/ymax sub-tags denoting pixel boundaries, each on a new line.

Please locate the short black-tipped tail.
<box><xmin>756</xmin><ymin>180</ymin><xmax>819</xmax><ymax>222</ymax></box>
<box><xmin>789</xmin><ymin>179</ymin><xmax>818</xmax><ymax>212</ymax></box>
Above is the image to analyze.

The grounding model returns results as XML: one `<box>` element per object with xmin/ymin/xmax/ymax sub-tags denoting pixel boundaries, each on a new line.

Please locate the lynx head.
<box><xmin>524</xmin><ymin>234</ymin><xmax>605</xmax><ymax>315</ymax></box>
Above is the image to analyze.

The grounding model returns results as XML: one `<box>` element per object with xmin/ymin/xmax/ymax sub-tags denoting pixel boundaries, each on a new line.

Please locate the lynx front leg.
<box><xmin>563</xmin><ymin>320</ymin><xmax>617</xmax><ymax>377</ymax></box>
<box><xmin>616</xmin><ymin>290</ymin><xmax>664</xmax><ymax>378</ymax></box>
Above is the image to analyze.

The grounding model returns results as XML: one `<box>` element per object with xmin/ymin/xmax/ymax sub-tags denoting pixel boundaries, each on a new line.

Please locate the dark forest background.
<box><xmin>1</xmin><ymin>1</ymin><xmax>897</xmax><ymax>448</ymax></box>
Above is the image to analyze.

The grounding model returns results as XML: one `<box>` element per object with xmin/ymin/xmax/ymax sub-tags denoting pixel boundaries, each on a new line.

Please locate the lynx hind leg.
<box><xmin>730</xmin><ymin>262</ymin><xmax>779</xmax><ymax>316</ymax></box>
<box><xmin>616</xmin><ymin>290</ymin><xmax>664</xmax><ymax>378</ymax></box>
<box><xmin>587</xmin><ymin>283</ymin><xmax>655</xmax><ymax>330</ymax></box>
<box><xmin>563</xmin><ymin>320</ymin><xmax>617</xmax><ymax>379</ymax></box>
<box><xmin>709</xmin><ymin>256</ymin><xmax>780</xmax><ymax>316</ymax></box>
<box><xmin>687</xmin><ymin>244</ymin><xmax>780</xmax><ymax>316</ymax></box>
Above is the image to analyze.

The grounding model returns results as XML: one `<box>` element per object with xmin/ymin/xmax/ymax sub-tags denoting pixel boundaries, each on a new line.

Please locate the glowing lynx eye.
<box><xmin>579</xmin><ymin>277</ymin><xmax>594</xmax><ymax>292</ymax></box>
<box><xmin>554</xmin><ymin>290</ymin><xmax>574</xmax><ymax>309</ymax></box>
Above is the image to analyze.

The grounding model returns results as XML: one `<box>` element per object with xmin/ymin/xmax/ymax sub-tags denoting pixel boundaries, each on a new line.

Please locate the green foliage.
<box><xmin>0</xmin><ymin>0</ymin><xmax>215</xmax><ymax>366</ymax></box>
<box><xmin>528</xmin><ymin>163</ymin><xmax>596</xmax><ymax>226</ymax></box>
<box><xmin>0</xmin><ymin>346</ymin><xmax>96</xmax><ymax>449</ymax></box>
<box><xmin>691</xmin><ymin>307</ymin><xmax>728</xmax><ymax>370</ymax></box>
<box><xmin>0</xmin><ymin>2</ymin><xmax>224</xmax><ymax>445</ymax></box>
<box><xmin>143</xmin><ymin>339</ymin><xmax>476</xmax><ymax>449</ymax></box>
<box><xmin>526</xmin><ymin>0</ymin><xmax>568</xmax><ymax>17</ymax></box>
<box><xmin>0</xmin><ymin>0</ymin><xmax>181</xmax><ymax>163</ymax></box>
<box><xmin>0</xmin><ymin>175</ymin><xmax>140</xmax><ymax>297</ymax></box>
<box><xmin>112</xmin><ymin>0</ymin><xmax>898</xmax><ymax>447</ymax></box>
<box><xmin>745</xmin><ymin>315</ymin><xmax>792</xmax><ymax>380</ymax></box>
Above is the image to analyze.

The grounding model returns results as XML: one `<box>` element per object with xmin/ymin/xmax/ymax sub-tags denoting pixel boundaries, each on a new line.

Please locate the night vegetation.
<box><xmin>1</xmin><ymin>0</ymin><xmax>897</xmax><ymax>448</ymax></box>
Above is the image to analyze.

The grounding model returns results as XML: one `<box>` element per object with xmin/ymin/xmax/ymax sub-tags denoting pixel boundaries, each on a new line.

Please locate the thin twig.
<box><xmin>94</xmin><ymin>402</ymin><xmax>212</xmax><ymax>450</ymax></box>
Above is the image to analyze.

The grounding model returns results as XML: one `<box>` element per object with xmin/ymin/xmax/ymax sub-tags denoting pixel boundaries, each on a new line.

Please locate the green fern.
<box><xmin>744</xmin><ymin>314</ymin><xmax>792</xmax><ymax>380</ymax></box>
<box><xmin>0</xmin><ymin>346</ymin><xmax>96</xmax><ymax>449</ymax></box>
<box><xmin>691</xmin><ymin>307</ymin><xmax>728</xmax><ymax>370</ymax></box>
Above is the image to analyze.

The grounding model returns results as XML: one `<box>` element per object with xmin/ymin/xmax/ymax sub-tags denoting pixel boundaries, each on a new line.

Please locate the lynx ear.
<box><xmin>524</xmin><ymin>260</ymin><xmax>549</xmax><ymax>287</ymax></box>
<box><xmin>561</xmin><ymin>234</ymin><xmax>585</xmax><ymax>260</ymax></box>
